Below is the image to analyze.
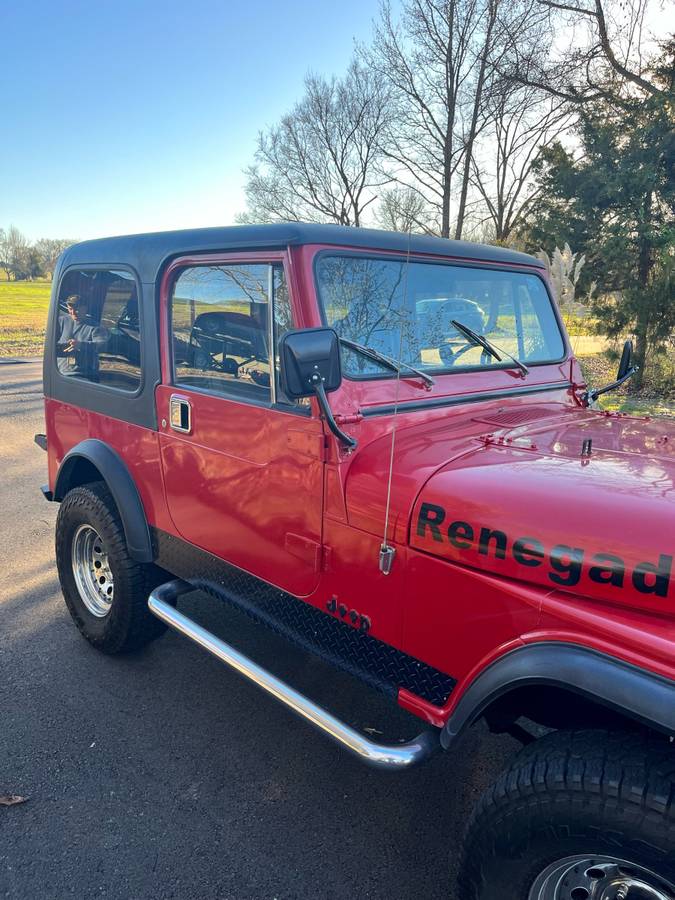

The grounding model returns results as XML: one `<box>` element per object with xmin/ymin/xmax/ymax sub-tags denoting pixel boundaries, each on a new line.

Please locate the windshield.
<box><xmin>315</xmin><ymin>255</ymin><xmax>565</xmax><ymax>378</ymax></box>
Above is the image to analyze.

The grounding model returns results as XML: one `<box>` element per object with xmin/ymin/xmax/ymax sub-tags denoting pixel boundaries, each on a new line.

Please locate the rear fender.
<box><xmin>53</xmin><ymin>439</ymin><xmax>153</xmax><ymax>563</ymax></box>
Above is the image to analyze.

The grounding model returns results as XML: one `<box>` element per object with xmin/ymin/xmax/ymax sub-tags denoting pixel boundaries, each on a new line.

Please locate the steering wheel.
<box><xmin>439</xmin><ymin>342</ymin><xmax>492</xmax><ymax>367</ymax></box>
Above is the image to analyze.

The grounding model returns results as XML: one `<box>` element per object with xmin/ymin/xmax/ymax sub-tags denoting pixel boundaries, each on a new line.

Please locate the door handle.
<box><xmin>169</xmin><ymin>394</ymin><xmax>192</xmax><ymax>433</ymax></box>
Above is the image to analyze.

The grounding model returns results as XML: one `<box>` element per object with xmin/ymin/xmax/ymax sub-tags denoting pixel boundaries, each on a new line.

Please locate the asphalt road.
<box><xmin>0</xmin><ymin>360</ymin><xmax>516</xmax><ymax>900</ymax></box>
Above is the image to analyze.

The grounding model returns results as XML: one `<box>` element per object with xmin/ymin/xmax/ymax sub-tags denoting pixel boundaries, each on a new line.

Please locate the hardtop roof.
<box><xmin>60</xmin><ymin>222</ymin><xmax>544</xmax><ymax>283</ymax></box>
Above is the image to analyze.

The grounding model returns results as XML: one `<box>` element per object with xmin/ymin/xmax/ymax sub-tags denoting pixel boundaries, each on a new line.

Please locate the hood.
<box><xmin>343</xmin><ymin>401</ymin><xmax>675</xmax><ymax>611</ymax></box>
<box><xmin>408</xmin><ymin>410</ymin><xmax>675</xmax><ymax>612</ymax></box>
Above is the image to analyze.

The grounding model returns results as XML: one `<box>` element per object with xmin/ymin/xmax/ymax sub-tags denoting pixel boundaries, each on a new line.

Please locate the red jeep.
<box><xmin>39</xmin><ymin>224</ymin><xmax>675</xmax><ymax>899</ymax></box>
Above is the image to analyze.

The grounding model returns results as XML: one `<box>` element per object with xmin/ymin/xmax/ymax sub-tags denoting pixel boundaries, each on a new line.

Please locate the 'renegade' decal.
<box><xmin>416</xmin><ymin>502</ymin><xmax>672</xmax><ymax>598</ymax></box>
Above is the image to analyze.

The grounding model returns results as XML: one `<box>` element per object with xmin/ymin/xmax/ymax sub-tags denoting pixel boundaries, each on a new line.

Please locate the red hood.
<box><xmin>345</xmin><ymin>404</ymin><xmax>675</xmax><ymax>611</ymax></box>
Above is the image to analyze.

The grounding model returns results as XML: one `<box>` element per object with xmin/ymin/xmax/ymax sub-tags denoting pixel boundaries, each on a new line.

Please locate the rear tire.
<box><xmin>458</xmin><ymin>729</ymin><xmax>675</xmax><ymax>899</ymax></box>
<box><xmin>56</xmin><ymin>482</ymin><xmax>167</xmax><ymax>653</ymax></box>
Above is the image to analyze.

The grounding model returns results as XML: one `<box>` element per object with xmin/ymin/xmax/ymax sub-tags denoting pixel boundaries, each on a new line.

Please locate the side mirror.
<box><xmin>278</xmin><ymin>327</ymin><xmax>342</xmax><ymax>399</ymax></box>
<box><xmin>279</xmin><ymin>328</ymin><xmax>356</xmax><ymax>450</ymax></box>
<box><xmin>617</xmin><ymin>339</ymin><xmax>633</xmax><ymax>380</ymax></box>
<box><xmin>583</xmin><ymin>338</ymin><xmax>638</xmax><ymax>405</ymax></box>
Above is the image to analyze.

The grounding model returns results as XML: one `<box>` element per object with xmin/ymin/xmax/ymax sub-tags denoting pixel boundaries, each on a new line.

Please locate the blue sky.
<box><xmin>1</xmin><ymin>0</ymin><xmax>385</xmax><ymax>241</ymax></box>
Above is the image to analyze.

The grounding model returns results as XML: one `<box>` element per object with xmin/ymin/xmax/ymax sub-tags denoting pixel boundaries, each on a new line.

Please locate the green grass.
<box><xmin>0</xmin><ymin>280</ymin><xmax>51</xmax><ymax>356</ymax></box>
<box><xmin>597</xmin><ymin>397</ymin><xmax>675</xmax><ymax>417</ymax></box>
<box><xmin>561</xmin><ymin>314</ymin><xmax>600</xmax><ymax>337</ymax></box>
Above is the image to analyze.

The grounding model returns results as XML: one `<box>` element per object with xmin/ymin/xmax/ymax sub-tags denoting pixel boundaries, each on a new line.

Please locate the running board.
<box><xmin>148</xmin><ymin>580</ymin><xmax>440</xmax><ymax>771</ymax></box>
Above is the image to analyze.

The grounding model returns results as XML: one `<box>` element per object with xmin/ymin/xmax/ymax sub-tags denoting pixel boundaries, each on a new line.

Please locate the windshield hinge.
<box><xmin>334</xmin><ymin>412</ymin><xmax>364</xmax><ymax>426</ymax></box>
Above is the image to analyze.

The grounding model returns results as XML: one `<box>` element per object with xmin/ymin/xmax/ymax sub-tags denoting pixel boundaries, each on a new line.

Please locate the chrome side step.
<box><xmin>148</xmin><ymin>580</ymin><xmax>440</xmax><ymax>771</ymax></box>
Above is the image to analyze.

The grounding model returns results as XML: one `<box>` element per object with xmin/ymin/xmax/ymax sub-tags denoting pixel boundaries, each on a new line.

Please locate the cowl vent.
<box><xmin>472</xmin><ymin>406</ymin><xmax>565</xmax><ymax>428</ymax></box>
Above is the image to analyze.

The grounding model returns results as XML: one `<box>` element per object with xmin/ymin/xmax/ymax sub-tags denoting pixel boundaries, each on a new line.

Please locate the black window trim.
<box><xmin>54</xmin><ymin>262</ymin><xmax>145</xmax><ymax>398</ymax></box>
<box><xmin>312</xmin><ymin>249</ymin><xmax>570</xmax><ymax>383</ymax></box>
<box><xmin>167</xmin><ymin>258</ymin><xmax>310</xmax><ymax>417</ymax></box>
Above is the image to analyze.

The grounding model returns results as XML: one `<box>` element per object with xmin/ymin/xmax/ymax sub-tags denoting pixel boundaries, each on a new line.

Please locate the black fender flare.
<box><xmin>54</xmin><ymin>439</ymin><xmax>153</xmax><ymax>563</ymax></box>
<box><xmin>441</xmin><ymin>642</ymin><xmax>675</xmax><ymax>748</ymax></box>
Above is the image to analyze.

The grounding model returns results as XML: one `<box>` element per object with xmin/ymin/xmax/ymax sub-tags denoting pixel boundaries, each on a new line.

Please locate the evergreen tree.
<box><xmin>524</xmin><ymin>41</ymin><xmax>675</xmax><ymax>388</ymax></box>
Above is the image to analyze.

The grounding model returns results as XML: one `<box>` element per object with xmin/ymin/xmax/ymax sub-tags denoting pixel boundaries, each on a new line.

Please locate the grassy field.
<box><xmin>0</xmin><ymin>280</ymin><xmax>51</xmax><ymax>356</ymax></box>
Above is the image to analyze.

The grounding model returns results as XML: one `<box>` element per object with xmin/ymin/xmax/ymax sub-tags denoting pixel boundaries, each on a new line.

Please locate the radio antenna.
<box><xmin>379</xmin><ymin>228</ymin><xmax>412</xmax><ymax>576</ymax></box>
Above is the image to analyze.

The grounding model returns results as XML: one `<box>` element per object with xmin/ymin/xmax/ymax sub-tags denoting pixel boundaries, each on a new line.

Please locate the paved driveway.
<box><xmin>0</xmin><ymin>360</ymin><xmax>516</xmax><ymax>900</ymax></box>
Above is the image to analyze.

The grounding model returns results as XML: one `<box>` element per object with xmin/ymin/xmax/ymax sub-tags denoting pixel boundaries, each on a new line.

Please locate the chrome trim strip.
<box><xmin>148</xmin><ymin>580</ymin><xmax>440</xmax><ymax>770</ymax></box>
<box><xmin>360</xmin><ymin>380</ymin><xmax>573</xmax><ymax>417</ymax></box>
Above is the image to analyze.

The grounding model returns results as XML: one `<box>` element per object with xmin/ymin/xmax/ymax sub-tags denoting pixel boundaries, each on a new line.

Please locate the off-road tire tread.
<box><xmin>457</xmin><ymin>728</ymin><xmax>675</xmax><ymax>899</ymax></box>
<box><xmin>56</xmin><ymin>482</ymin><xmax>166</xmax><ymax>653</ymax></box>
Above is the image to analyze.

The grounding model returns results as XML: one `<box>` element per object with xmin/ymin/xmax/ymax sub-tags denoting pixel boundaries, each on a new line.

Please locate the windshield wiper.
<box><xmin>450</xmin><ymin>320</ymin><xmax>529</xmax><ymax>377</ymax></box>
<box><xmin>339</xmin><ymin>338</ymin><xmax>435</xmax><ymax>389</ymax></box>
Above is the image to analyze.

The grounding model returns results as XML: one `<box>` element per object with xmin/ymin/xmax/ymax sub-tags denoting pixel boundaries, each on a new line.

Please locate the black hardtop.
<box><xmin>60</xmin><ymin>223</ymin><xmax>544</xmax><ymax>284</ymax></box>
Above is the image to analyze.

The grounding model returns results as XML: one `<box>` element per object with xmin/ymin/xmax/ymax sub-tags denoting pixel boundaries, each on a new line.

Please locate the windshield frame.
<box><xmin>313</xmin><ymin>249</ymin><xmax>569</xmax><ymax>382</ymax></box>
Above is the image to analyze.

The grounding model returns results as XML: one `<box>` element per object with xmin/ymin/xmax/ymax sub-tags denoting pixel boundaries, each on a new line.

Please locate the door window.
<box><xmin>171</xmin><ymin>263</ymin><xmax>292</xmax><ymax>403</ymax></box>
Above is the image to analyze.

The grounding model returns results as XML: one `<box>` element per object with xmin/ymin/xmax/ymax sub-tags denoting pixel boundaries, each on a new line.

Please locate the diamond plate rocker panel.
<box><xmin>153</xmin><ymin>529</ymin><xmax>456</xmax><ymax>707</ymax></box>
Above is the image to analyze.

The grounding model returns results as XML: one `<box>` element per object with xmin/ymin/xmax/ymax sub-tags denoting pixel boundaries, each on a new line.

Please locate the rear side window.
<box><xmin>56</xmin><ymin>269</ymin><xmax>141</xmax><ymax>392</ymax></box>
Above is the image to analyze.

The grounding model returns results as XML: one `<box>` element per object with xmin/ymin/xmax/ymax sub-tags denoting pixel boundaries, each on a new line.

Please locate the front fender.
<box><xmin>54</xmin><ymin>439</ymin><xmax>153</xmax><ymax>563</ymax></box>
<box><xmin>441</xmin><ymin>642</ymin><xmax>675</xmax><ymax>748</ymax></box>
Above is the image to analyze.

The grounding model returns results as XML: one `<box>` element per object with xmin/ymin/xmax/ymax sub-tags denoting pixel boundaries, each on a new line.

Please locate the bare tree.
<box><xmin>365</xmin><ymin>0</ymin><xmax>555</xmax><ymax>239</ymax></box>
<box><xmin>470</xmin><ymin>84</ymin><xmax>572</xmax><ymax>240</ymax></box>
<box><xmin>376</xmin><ymin>185</ymin><xmax>431</xmax><ymax>232</ymax></box>
<box><xmin>511</xmin><ymin>0</ymin><xmax>673</xmax><ymax>106</ymax></box>
<box><xmin>34</xmin><ymin>238</ymin><xmax>75</xmax><ymax>279</ymax></box>
<box><xmin>0</xmin><ymin>226</ymin><xmax>29</xmax><ymax>280</ymax></box>
<box><xmin>366</xmin><ymin>0</ymin><xmax>475</xmax><ymax>238</ymax></box>
<box><xmin>238</xmin><ymin>61</ymin><xmax>390</xmax><ymax>226</ymax></box>
<box><xmin>453</xmin><ymin>0</ymin><xmax>501</xmax><ymax>238</ymax></box>
<box><xmin>0</xmin><ymin>229</ymin><xmax>8</xmax><ymax>280</ymax></box>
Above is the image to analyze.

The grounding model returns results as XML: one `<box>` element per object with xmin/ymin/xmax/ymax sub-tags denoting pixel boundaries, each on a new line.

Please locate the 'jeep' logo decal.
<box><xmin>416</xmin><ymin>502</ymin><xmax>672</xmax><ymax>598</ymax></box>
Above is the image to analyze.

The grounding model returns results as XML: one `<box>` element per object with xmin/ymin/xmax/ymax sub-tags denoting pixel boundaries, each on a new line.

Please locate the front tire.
<box><xmin>56</xmin><ymin>482</ymin><xmax>167</xmax><ymax>653</ymax></box>
<box><xmin>458</xmin><ymin>729</ymin><xmax>675</xmax><ymax>899</ymax></box>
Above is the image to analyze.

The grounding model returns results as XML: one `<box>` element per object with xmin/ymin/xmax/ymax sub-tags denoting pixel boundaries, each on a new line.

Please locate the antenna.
<box><xmin>379</xmin><ymin>228</ymin><xmax>412</xmax><ymax>576</ymax></box>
